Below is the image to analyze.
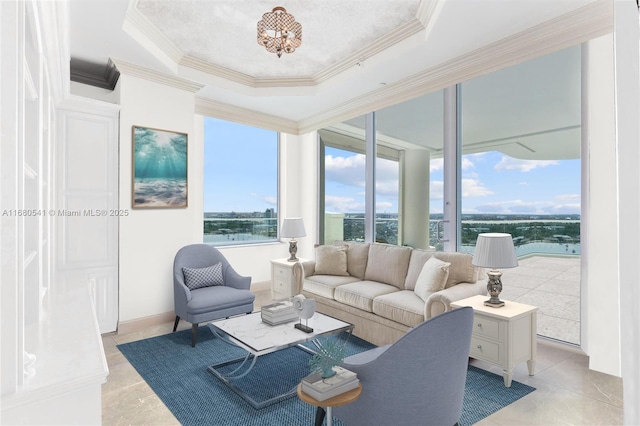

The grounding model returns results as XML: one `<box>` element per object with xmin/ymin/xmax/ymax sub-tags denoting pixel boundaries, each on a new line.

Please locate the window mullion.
<box><xmin>364</xmin><ymin>112</ymin><xmax>376</xmax><ymax>243</ymax></box>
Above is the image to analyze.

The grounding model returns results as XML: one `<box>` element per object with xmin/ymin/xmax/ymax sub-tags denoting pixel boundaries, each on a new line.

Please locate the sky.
<box><xmin>325</xmin><ymin>146</ymin><xmax>581</xmax><ymax>216</ymax></box>
<box><xmin>204</xmin><ymin>117</ymin><xmax>581</xmax><ymax>216</ymax></box>
<box><xmin>204</xmin><ymin>117</ymin><xmax>278</xmax><ymax>213</ymax></box>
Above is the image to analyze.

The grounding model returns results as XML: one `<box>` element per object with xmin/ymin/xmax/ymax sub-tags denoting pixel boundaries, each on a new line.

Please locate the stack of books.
<box><xmin>261</xmin><ymin>301</ymin><xmax>298</xmax><ymax>325</ymax></box>
<box><xmin>301</xmin><ymin>366</ymin><xmax>359</xmax><ymax>401</ymax></box>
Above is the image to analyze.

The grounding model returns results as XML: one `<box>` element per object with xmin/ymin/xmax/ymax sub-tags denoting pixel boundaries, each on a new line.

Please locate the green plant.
<box><xmin>309</xmin><ymin>338</ymin><xmax>347</xmax><ymax>378</ymax></box>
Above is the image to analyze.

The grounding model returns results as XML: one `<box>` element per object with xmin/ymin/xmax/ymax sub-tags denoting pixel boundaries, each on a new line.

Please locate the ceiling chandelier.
<box><xmin>257</xmin><ymin>6</ymin><xmax>302</xmax><ymax>58</ymax></box>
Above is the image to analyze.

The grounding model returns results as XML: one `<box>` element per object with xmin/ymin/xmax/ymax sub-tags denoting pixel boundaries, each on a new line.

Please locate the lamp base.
<box><xmin>485</xmin><ymin>270</ymin><xmax>505</xmax><ymax>308</ymax></box>
<box><xmin>484</xmin><ymin>299</ymin><xmax>505</xmax><ymax>308</ymax></box>
<box><xmin>287</xmin><ymin>239</ymin><xmax>299</xmax><ymax>262</ymax></box>
<box><xmin>294</xmin><ymin>323</ymin><xmax>313</xmax><ymax>333</ymax></box>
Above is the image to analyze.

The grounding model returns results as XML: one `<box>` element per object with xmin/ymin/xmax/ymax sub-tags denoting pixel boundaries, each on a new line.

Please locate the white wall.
<box><xmin>118</xmin><ymin>93</ymin><xmax>319</xmax><ymax>322</ymax></box>
<box><xmin>118</xmin><ymin>75</ymin><xmax>201</xmax><ymax>322</ymax></box>
<box><xmin>585</xmin><ymin>34</ymin><xmax>620</xmax><ymax>376</ymax></box>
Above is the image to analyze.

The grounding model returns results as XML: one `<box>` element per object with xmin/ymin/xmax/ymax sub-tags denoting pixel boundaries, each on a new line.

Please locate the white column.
<box><xmin>614</xmin><ymin>2</ymin><xmax>640</xmax><ymax>424</ymax></box>
<box><xmin>402</xmin><ymin>149</ymin><xmax>430</xmax><ymax>249</ymax></box>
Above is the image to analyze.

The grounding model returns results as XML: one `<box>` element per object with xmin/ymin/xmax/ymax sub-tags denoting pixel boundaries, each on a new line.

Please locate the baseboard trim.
<box><xmin>117</xmin><ymin>311</ymin><xmax>176</xmax><ymax>335</ymax></box>
<box><xmin>251</xmin><ymin>280</ymin><xmax>271</xmax><ymax>292</ymax></box>
<box><xmin>115</xmin><ymin>281</ymin><xmax>271</xmax><ymax>335</ymax></box>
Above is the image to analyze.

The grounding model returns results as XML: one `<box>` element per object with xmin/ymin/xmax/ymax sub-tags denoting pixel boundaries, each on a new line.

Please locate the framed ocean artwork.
<box><xmin>132</xmin><ymin>126</ymin><xmax>188</xmax><ymax>208</ymax></box>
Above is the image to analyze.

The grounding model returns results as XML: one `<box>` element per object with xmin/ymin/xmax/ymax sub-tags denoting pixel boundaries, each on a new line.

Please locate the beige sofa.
<box><xmin>300</xmin><ymin>242</ymin><xmax>487</xmax><ymax>346</ymax></box>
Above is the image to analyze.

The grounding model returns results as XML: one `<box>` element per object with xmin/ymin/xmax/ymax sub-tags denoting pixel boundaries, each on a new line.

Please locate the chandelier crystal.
<box><xmin>257</xmin><ymin>6</ymin><xmax>302</xmax><ymax>58</ymax></box>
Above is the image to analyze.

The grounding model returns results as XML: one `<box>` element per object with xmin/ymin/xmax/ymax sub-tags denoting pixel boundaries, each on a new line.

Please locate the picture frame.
<box><xmin>132</xmin><ymin>126</ymin><xmax>188</xmax><ymax>209</ymax></box>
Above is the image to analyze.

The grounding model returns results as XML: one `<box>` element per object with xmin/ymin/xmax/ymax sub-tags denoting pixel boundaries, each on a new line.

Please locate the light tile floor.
<box><xmin>102</xmin><ymin>275</ymin><xmax>624</xmax><ymax>425</ymax></box>
<box><xmin>500</xmin><ymin>256</ymin><xmax>581</xmax><ymax>345</ymax></box>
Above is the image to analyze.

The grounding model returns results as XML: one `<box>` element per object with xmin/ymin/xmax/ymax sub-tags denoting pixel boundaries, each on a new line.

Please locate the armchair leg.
<box><xmin>191</xmin><ymin>323</ymin><xmax>198</xmax><ymax>347</ymax></box>
<box><xmin>173</xmin><ymin>316</ymin><xmax>180</xmax><ymax>332</ymax></box>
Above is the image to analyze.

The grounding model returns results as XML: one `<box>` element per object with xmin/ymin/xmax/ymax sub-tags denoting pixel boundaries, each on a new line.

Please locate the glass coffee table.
<box><xmin>207</xmin><ymin>311</ymin><xmax>353</xmax><ymax>409</ymax></box>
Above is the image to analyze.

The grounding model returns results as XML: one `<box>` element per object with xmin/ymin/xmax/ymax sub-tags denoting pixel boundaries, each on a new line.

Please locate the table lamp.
<box><xmin>281</xmin><ymin>217</ymin><xmax>306</xmax><ymax>261</ymax></box>
<box><xmin>472</xmin><ymin>233</ymin><xmax>518</xmax><ymax>308</ymax></box>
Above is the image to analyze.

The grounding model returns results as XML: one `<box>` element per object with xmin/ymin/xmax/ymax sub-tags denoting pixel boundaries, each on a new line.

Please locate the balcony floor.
<box><xmin>498</xmin><ymin>255</ymin><xmax>581</xmax><ymax>345</ymax></box>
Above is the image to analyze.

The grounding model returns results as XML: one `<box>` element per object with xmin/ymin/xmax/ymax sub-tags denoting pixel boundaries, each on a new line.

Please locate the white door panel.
<box><xmin>57</xmin><ymin>99</ymin><xmax>119</xmax><ymax>333</ymax></box>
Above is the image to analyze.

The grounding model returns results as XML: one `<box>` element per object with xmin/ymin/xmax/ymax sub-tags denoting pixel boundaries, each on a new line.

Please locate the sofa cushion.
<box><xmin>315</xmin><ymin>245</ymin><xmax>349</xmax><ymax>276</ymax></box>
<box><xmin>182</xmin><ymin>262</ymin><xmax>224</xmax><ymax>290</ymax></box>
<box><xmin>372</xmin><ymin>291</ymin><xmax>425</xmax><ymax>327</ymax></box>
<box><xmin>433</xmin><ymin>252</ymin><xmax>479</xmax><ymax>288</ymax></box>
<box><xmin>404</xmin><ymin>249</ymin><xmax>435</xmax><ymax>291</ymax></box>
<box><xmin>304</xmin><ymin>275</ymin><xmax>361</xmax><ymax>299</ymax></box>
<box><xmin>414</xmin><ymin>257</ymin><xmax>450</xmax><ymax>302</ymax></box>
<box><xmin>335</xmin><ymin>241</ymin><xmax>370</xmax><ymax>279</ymax></box>
<box><xmin>364</xmin><ymin>244</ymin><xmax>412</xmax><ymax>289</ymax></box>
<box><xmin>334</xmin><ymin>281</ymin><xmax>399</xmax><ymax>312</ymax></box>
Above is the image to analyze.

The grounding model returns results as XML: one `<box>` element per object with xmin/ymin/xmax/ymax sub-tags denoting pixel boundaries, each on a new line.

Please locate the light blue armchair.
<box><xmin>332</xmin><ymin>307</ymin><xmax>474</xmax><ymax>426</ymax></box>
<box><xmin>173</xmin><ymin>244</ymin><xmax>255</xmax><ymax>347</ymax></box>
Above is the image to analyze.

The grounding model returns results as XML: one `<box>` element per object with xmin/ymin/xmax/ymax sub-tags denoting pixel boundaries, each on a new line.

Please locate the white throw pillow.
<box><xmin>414</xmin><ymin>257</ymin><xmax>451</xmax><ymax>302</ymax></box>
<box><xmin>314</xmin><ymin>245</ymin><xmax>349</xmax><ymax>276</ymax></box>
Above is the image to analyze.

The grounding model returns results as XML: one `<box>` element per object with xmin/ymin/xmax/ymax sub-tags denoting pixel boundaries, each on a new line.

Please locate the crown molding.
<box><xmin>297</xmin><ymin>0</ymin><xmax>613</xmax><ymax>134</ymax></box>
<box><xmin>123</xmin><ymin>0</ymin><xmax>183</xmax><ymax>73</ymax></box>
<box><xmin>195</xmin><ymin>98</ymin><xmax>299</xmax><ymax>135</ymax></box>
<box><xmin>416</xmin><ymin>0</ymin><xmax>443</xmax><ymax>28</ymax></box>
<box><xmin>312</xmin><ymin>17</ymin><xmax>426</xmax><ymax>84</ymax></box>
<box><xmin>180</xmin><ymin>56</ymin><xmax>317</xmax><ymax>88</ymax></box>
<box><xmin>111</xmin><ymin>59</ymin><xmax>204</xmax><ymax>93</ymax></box>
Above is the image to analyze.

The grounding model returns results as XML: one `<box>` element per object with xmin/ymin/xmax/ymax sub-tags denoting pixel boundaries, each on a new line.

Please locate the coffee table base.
<box><xmin>207</xmin><ymin>344</ymin><xmax>316</xmax><ymax>409</ymax></box>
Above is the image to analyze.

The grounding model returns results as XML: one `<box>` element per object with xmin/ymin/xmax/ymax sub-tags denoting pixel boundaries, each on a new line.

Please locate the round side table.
<box><xmin>297</xmin><ymin>383</ymin><xmax>362</xmax><ymax>426</ymax></box>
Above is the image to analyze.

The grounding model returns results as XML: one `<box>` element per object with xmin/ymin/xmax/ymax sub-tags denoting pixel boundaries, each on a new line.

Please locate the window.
<box><xmin>319</xmin><ymin>122</ymin><xmax>401</xmax><ymax>245</ymax></box>
<box><xmin>203</xmin><ymin>117</ymin><xmax>279</xmax><ymax>246</ymax></box>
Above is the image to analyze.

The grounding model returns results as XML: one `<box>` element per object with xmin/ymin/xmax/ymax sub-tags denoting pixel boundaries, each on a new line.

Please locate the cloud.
<box><xmin>376</xmin><ymin>180</ymin><xmax>399</xmax><ymax>197</ymax></box>
<box><xmin>325</xmin><ymin>154</ymin><xmax>366</xmax><ymax>187</ymax></box>
<box><xmin>430</xmin><ymin>157</ymin><xmax>473</xmax><ymax>173</ymax></box>
<box><xmin>430</xmin><ymin>180</ymin><xmax>443</xmax><ymax>199</ymax></box>
<box><xmin>551</xmin><ymin>203</ymin><xmax>581</xmax><ymax>214</ymax></box>
<box><xmin>430</xmin><ymin>179</ymin><xmax>493</xmax><ymax>199</ymax></box>
<box><xmin>325</xmin><ymin>195</ymin><xmax>364</xmax><ymax>213</ymax></box>
<box><xmin>376</xmin><ymin>201</ymin><xmax>393</xmax><ymax>211</ymax></box>
<box><xmin>325</xmin><ymin>154</ymin><xmax>398</xmax><ymax>197</ymax></box>
<box><xmin>494</xmin><ymin>156</ymin><xmax>559</xmax><ymax>173</ymax></box>
<box><xmin>263</xmin><ymin>196</ymin><xmax>277</xmax><ymax>206</ymax></box>
<box><xmin>554</xmin><ymin>194</ymin><xmax>581</xmax><ymax>202</ymax></box>
<box><xmin>461</xmin><ymin>157</ymin><xmax>474</xmax><ymax>170</ymax></box>
<box><xmin>462</xmin><ymin>179</ymin><xmax>493</xmax><ymax>197</ymax></box>
<box><xmin>430</xmin><ymin>158</ymin><xmax>443</xmax><ymax>172</ymax></box>
<box><xmin>520</xmin><ymin>182</ymin><xmax>528</xmax><ymax>186</ymax></box>
<box><xmin>472</xmin><ymin>199</ymin><xmax>581</xmax><ymax>215</ymax></box>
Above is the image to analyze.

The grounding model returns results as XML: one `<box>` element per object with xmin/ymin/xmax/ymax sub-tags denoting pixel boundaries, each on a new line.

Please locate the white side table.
<box><xmin>451</xmin><ymin>295</ymin><xmax>537</xmax><ymax>387</ymax></box>
<box><xmin>270</xmin><ymin>258</ymin><xmax>307</xmax><ymax>300</ymax></box>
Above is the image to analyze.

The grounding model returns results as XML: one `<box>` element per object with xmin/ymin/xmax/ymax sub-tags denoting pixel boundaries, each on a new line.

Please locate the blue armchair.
<box><xmin>332</xmin><ymin>307</ymin><xmax>474</xmax><ymax>426</ymax></box>
<box><xmin>173</xmin><ymin>244</ymin><xmax>255</xmax><ymax>347</ymax></box>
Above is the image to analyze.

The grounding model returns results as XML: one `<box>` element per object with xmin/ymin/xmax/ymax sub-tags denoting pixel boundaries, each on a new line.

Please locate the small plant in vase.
<box><xmin>309</xmin><ymin>337</ymin><xmax>347</xmax><ymax>379</ymax></box>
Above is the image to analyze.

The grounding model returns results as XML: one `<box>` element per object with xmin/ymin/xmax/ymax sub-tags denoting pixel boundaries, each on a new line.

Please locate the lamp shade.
<box><xmin>281</xmin><ymin>217</ymin><xmax>306</xmax><ymax>238</ymax></box>
<box><xmin>472</xmin><ymin>233</ymin><xmax>518</xmax><ymax>269</ymax></box>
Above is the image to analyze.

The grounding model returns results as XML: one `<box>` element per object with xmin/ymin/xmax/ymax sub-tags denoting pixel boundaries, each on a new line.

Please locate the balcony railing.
<box><xmin>336</xmin><ymin>216</ymin><xmax>581</xmax><ymax>257</ymax></box>
<box><xmin>203</xmin><ymin>217</ymin><xmax>278</xmax><ymax>246</ymax></box>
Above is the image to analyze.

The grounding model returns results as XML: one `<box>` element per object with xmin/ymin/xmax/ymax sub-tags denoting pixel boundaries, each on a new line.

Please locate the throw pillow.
<box><xmin>314</xmin><ymin>245</ymin><xmax>349</xmax><ymax>276</ymax></box>
<box><xmin>182</xmin><ymin>262</ymin><xmax>224</xmax><ymax>290</ymax></box>
<box><xmin>414</xmin><ymin>257</ymin><xmax>451</xmax><ymax>302</ymax></box>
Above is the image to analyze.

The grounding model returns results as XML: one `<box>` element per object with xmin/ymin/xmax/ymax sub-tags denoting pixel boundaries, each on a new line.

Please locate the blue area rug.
<box><xmin>117</xmin><ymin>326</ymin><xmax>535</xmax><ymax>425</ymax></box>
